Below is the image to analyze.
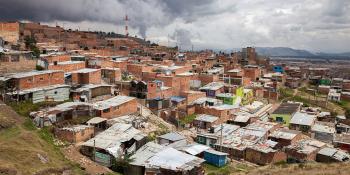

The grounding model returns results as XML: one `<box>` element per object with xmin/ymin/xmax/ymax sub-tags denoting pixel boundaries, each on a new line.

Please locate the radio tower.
<box><xmin>125</xmin><ymin>14</ymin><xmax>129</xmax><ymax>37</ymax></box>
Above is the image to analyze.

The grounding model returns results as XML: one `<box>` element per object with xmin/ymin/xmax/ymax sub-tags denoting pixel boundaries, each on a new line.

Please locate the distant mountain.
<box><xmin>255</xmin><ymin>47</ymin><xmax>315</xmax><ymax>57</ymax></box>
<box><xmin>315</xmin><ymin>52</ymin><xmax>350</xmax><ymax>58</ymax></box>
<box><xmin>255</xmin><ymin>47</ymin><xmax>350</xmax><ymax>59</ymax></box>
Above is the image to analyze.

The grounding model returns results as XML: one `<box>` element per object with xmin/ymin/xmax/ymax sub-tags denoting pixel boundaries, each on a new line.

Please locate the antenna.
<box><xmin>167</xmin><ymin>34</ymin><xmax>170</xmax><ymax>47</ymax></box>
<box><xmin>125</xmin><ymin>14</ymin><xmax>129</xmax><ymax>37</ymax></box>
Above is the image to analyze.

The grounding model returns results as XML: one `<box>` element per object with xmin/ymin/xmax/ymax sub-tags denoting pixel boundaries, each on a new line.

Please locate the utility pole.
<box><xmin>220</xmin><ymin>123</ymin><xmax>223</xmax><ymax>152</ymax></box>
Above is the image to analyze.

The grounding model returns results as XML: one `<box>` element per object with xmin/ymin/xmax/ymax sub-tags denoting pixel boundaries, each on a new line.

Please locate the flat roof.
<box><xmin>272</xmin><ymin>102</ymin><xmax>300</xmax><ymax>115</ymax></box>
<box><xmin>49</xmin><ymin>61</ymin><xmax>84</xmax><ymax>65</ymax></box>
<box><xmin>269</xmin><ymin>129</ymin><xmax>300</xmax><ymax>140</ymax></box>
<box><xmin>195</xmin><ymin>114</ymin><xmax>218</xmax><ymax>123</ymax></box>
<box><xmin>146</xmin><ymin>147</ymin><xmax>204</xmax><ymax>171</ymax></box>
<box><xmin>93</xmin><ymin>95</ymin><xmax>136</xmax><ymax>110</ymax></box>
<box><xmin>290</xmin><ymin>112</ymin><xmax>316</xmax><ymax>126</ymax></box>
<box><xmin>7</xmin><ymin>70</ymin><xmax>63</xmax><ymax>79</ymax></box>
<box><xmin>158</xmin><ymin>132</ymin><xmax>186</xmax><ymax>142</ymax></box>
<box><xmin>71</xmin><ymin>68</ymin><xmax>99</xmax><ymax>74</ymax></box>
<box><xmin>87</xmin><ymin>117</ymin><xmax>107</xmax><ymax>124</ymax></box>
<box><xmin>199</xmin><ymin>82</ymin><xmax>225</xmax><ymax>91</ymax></box>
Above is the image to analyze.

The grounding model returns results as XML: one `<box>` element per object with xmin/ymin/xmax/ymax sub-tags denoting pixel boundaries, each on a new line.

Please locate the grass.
<box><xmin>179</xmin><ymin>114</ymin><xmax>197</xmax><ymax>125</ymax></box>
<box><xmin>337</xmin><ymin>100</ymin><xmax>350</xmax><ymax>110</ymax></box>
<box><xmin>205</xmin><ymin>163</ymin><xmax>231</xmax><ymax>175</ymax></box>
<box><xmin>204</xmin><ymin>162</ymin><xmax>253</xmax><ymax>175</ymax></box>
<box><xmin>0</xmin><ymin>102</ymin><xmax>86</xmax><ymax>175</ymax></box>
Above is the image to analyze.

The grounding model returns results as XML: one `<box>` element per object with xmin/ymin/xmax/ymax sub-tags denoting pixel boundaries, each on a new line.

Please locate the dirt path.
<box><xmin>62</xmin><ymin>145</ymin><xmax>113</xmax><ymax>175</ymax></box>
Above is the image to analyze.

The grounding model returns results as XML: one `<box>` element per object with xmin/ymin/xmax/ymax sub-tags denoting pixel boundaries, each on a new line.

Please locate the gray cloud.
<box><xmin>0</xmin><ymin>0</ymin><xmax>349</xmax><ymax>52</ymax></box>
<box><xmin>0</xmin><ymin>0</ymin><xmax>221</xmax><ymax>38</ymax></box>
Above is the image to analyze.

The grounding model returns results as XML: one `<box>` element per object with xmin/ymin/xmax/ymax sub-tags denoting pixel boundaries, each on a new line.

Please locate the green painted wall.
<box><xmin>270</xmin><ymin>114</ymin><xmax>292</xmax><ymax>126</ymax></box>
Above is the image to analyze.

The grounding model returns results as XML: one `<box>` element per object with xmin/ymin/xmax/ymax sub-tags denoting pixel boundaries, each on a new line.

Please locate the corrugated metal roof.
<box><xmin>87</xmin><ymin>117</ymin><xmax>107</xmax><ymax>124</ymax></box>
<box><xmin>158</xmin><ymin>132</ymin><xmax>186</xmax><ymax>142</ymax></box>
<box><xmin>130</xmin><ymin>142</ymin><xmax>165</xmax><ymax>166</ymax></box>
<box><xmin>195</xmin><ymin>114</ymin><xmax>218</xmax><ymax>123</ymax></box>
<box><xmin>199</xmin><ymin>82</ymin><xmax>225</xmax><ymax>91</ymax></box>
<box><xmin>183</xmin><ymin>144</ymin><xmax>210</xmax><ymax>155</ymax></box>
<box><xmin>93</xmin><ymin>95</ymin><xmax>135</xmax><ymax>110</ymax></box>
<box><xmin>290</xmin><ymin>112</ymin><xmax>316</xmax><ymax>126</ymax></box>
<box><xmin>82</xmin><ymin>123</ymin><xmax>145</xmax><ymax>157</ymax></box>
<box><xmin>146</xmin><ymin>147</ymin><xmax>204</xmax><ymax>171</ymax></box>
<box><xmin>7</xmin><ymin>70</ymin><xmax>63</xmax><ymax>79</ymax></box>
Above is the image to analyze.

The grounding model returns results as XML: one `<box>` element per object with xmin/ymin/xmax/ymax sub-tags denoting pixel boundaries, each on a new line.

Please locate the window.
<box><xmin>27</xmin><ymin>78</ymin><xmax>32</xmax><ymax>83</ymax></box>
<box><xmin>54</xmin><ymin>91</ymin><xmax>58</xmax><ymax>94</ymax></box>
<box><xmin>103</xmin><ymin>108</ymin><xmax>110</xmax><ymax>113</ymax></box>
<box><xmin>276</xmin><ymin>117</ymin><xmax>284</xmax><ymax>123</ymax></box>
<box><xmin>39</xmin><ymin>77</ymin><xmax>44</xmax><ymax>81</ymax></box>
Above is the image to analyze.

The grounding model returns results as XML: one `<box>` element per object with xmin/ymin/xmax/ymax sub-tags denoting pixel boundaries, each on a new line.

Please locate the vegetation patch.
<box><xmin>179</xmin><ymin>114</ymin><xmax>197</xmax><ymax>125</ymax></box>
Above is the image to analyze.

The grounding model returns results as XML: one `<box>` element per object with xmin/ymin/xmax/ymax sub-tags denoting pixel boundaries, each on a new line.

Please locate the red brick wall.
<box><xmin>195</xmin><ymin>106</ymin><xmax>234</xmax><ymax>123</ymax></box>
<box><xmin>180</xmin><ymin>91</ymin><xmax>206</xmax><ymax>105</ymax></box>
<box><xmin>17</xmin><ymin>71</ymin><xmax>64</xmax><ymax>90</ymax></box>
<box><xmin>99</xmin><ymin>98</ymin><xmax>138</xmax><ymax>119</ymax></box>
<box><xmin>0</xmin><ymin>22</ymin><xmax>20</xmax><ymax>43</ymax></box>
<box><xmin>55</xmin><ymin>126</ymin><xmax>94</xmax><ymax>143</ymax></box>
<box><xmin>245</xmin><ymin>148</ymin><xmax>287</xmax><ymax>165</ymax></box>
<box><xmin>244</xmin><ymin>68</ymin><xmax>260</xmax><ymax>81</ymax></box>
<box><xmin>343</xmin><ymin>81</ymin><xmax>350</xmax><ymax>90</ymax></box>
<box><xmin>198</xmin><ymin>74</ymin><xmax>219</xmax><ymax>86</ymax></box>
<box><xmin>48</xmin><ymin>62</ymin><xmax>86</xmax><ymax>73</ymax></box>
<box><xmin>341</xmin><ymin>93</ymin><xmax>350</xmax><ymax>101</ymax></box>
<box><xmin>318</xmin><ymin>86</ymin><xmax>330</xmax><ymax>94</ymax></box>
<box><xmin>72</xmin><ymin>69</ymin><xmax>101</xmax><ymax>85</ymax></box>
<box><xmin>44</xmin><ymin>55</ymin><xmax>71</xmax><ymax>64</ymax></box>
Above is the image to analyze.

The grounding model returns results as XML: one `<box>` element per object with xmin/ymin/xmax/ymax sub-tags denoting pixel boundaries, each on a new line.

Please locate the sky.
<box><xmin>0</xmin><ymin>0</ymin><xmax>350</xmax><ymax>53</ymax></box>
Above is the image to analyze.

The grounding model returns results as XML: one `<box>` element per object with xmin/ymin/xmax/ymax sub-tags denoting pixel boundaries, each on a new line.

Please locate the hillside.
<box><xmin>255</xmin><ymin>47</ymin><xmax>315</xmax><ymax>57</ymax></box>
<box><xmin>255</xmin><ymin>47</ymin><xmax>350</xmax><ymax>59</ymax></box>
<box><xmin>0</xmin><ymin>102</ymin><xmax>86</xmax><ymax>175</ymax></box>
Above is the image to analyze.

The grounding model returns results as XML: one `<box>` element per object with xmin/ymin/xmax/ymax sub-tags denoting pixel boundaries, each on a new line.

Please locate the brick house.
<box><xmin>268</xmin><ymin>129</ymin><xmax>304</xmax><ymax>149</ymax></box>
<box><xmin>199</xmin><ymin>82</ymin><xmax>225</xmax><ymax>97</ymax></box>
<box><xmin>93</xmin><ymin>95</ymin><xmax>138</xmax><ymax>119</ymax></box>
<box><xmin>0</xmin><ymin>21</ymin><xmax>22</xmax><ymax>44</ymax></box>
<box><xmin>48</xmin><ymin>61</ymin><xmax>86</xmax><ymax>72</ymax></box>
<box><xmin>5</xmin><ymin>70</ymin><xmax>65</xmax><ymax>90</ymax></box>
<box><xmin>71</xmin><ymin>68</ymin><xmax>101</xmax><ymax>85</ymax></box>
<box><xmin>285</xmin><ymin>139</ymin><xmax>326</xmax><ymax>162</ymax></box>
<box><xmin>245</xmin><ymin>143</ymin><xmax>287</xmax><ymax>165</ymax></box>
<box><xmin>101</xmin><ymin>68</ymin><xmax>121</xmax><ymax>84</ymax></box>
<box><xmin>55</xmin><ymin>125</ymin><xmax>94</xmax><ymax>143</ymax></box>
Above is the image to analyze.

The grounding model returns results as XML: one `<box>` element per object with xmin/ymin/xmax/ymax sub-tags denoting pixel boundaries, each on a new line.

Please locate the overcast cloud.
<box><xmin>0</xmin><ymin>0</ymin><xmax>349</xmax><ymax>52</ymax></box>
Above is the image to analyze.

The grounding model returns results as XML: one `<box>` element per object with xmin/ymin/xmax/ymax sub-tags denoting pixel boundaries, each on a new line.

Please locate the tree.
<box><xmin>24</xmin><ymin>36</ymin><xmax>40</xmax><ymax>58</ymax></box>
<box><xmin>111</xmin><ymin>154</ymin><xmax>134</xmax><ymax>174</ymax></box>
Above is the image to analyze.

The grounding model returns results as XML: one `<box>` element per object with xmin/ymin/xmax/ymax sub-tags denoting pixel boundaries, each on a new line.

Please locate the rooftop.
<box><xmin>59</xmin><ymin>125</ymin><xmax>93</xmax><ymax>132</ymax></box>
<box><xmin>199</xmin><ymin>82</ymin><xmax>225</xmax><ymax>91</ymax></box>
<box><xmin>7</xmin><ymin>70</ymin><xmax>63</xmax><ymax>79</ymax></box>
<box><xmin>290</xmin><ymin>112</ymin><xmax>316</xmax><ymax>126</ymax></box>
<box><xmin>195</xmin><ymin>114</ymin><xmax>218</xmax><ymax>123</ymax></box>
<box><xmin>82</xmin><ymin>123</ymin><xmax>145</xmax><ymax>158</ymax></box>
<box><xmin>71</xmin><ymin>68</ymin><xmax>99</xmax><ymax>74</ymax></box>
<box><xmin>50</xmin><ymin>61</ymin><xmax>84</xmax><ymax>65</ymax></box>
<box><xmin>269</xmin><ymin>129</ymin><xmax>301</xmax><ymax>140</ymax></box>
<box><xmin>272</xmin><ymin>102</ymin><xmax>300</xmax><ymax>115</ymax></box>
<box><xmin>158</xmin><ymin>132</ymin><xmax>186</xmax><ymax>142</ymax></box>
<box><xmin>311</xmin><ymin>121</ymin><xmax>335</xmax><ymax>134</ymax></box>
<box><xmin>145</xmin><ymin>147</ymin><xmax>204</xmax><ymax>171</ymax></box>
<box><xmin>93</xmin><ymin>95</ymin><xmax>135</xmax><ymax>110</ymax></box>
